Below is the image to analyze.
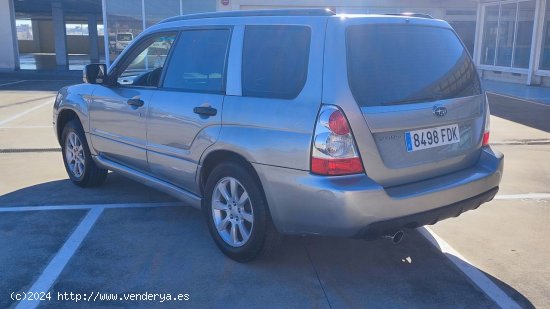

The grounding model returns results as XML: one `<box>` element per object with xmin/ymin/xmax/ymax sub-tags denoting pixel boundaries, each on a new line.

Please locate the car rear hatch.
<box><xmin>323</xmin><ymin>16</ymin><xmax>485</xmax><ymax>187</ymax></box>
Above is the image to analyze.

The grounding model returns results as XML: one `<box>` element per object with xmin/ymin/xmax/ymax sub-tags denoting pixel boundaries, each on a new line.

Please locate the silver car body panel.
<box><xmin>88</xmin><ymin>86</ymin><xmax>154</xmax><ymax>172</ymax></box>
<box><xmin>54</xmin><ymin>13</ymin><xmax>503</xmax><ymax>237</ymax></box>
<box><xmin>147</xmin><ymin>90</ymin><xmax>224</xmax><ymax>195</ymax></box>
<box><xmin>53</xmin><ymin>84</ymin><xmax>95</xmax><ymax>133</ymax></box>
<box><xmin>53</xmin><ymin>84</ymin><xmax>97</xmax><ymax>152</ymax></box>
<box><xmin>255</xmin><ymin>147</ymin><xmax>502</xmax><ymax>236</ymax></box>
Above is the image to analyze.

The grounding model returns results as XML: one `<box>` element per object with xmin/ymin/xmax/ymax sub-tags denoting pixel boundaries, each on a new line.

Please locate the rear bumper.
<box><xmin>253</xmin><ymin>147</ymin><xmax>503</xmax><ymax>237</ymax></box>
<box><xmin>357</xmin><ymin>186</ymin><xmax>498</xmax><ymax>239</ymax></box>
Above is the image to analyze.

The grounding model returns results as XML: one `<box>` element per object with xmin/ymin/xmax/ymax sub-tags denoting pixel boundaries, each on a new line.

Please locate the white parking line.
<box><xmin>16</xmin><ymin>208</ymin><xmax>104</xmax><ymax>309</ymax></box>
<box><xmin>0</xmin><ymin>100</ymin><xmax>52</xmax><ymax>126</ymax></box>
<box><xmin>0</xmin><ymin>125</ymin><xmax>53</xmax><ymax>129</ymax></box>
<box><xmin>0</xmin><ymin>201</ymin><xmax>185</xmax><ymax>212</ymax></box>
<box><xmin>0</xmin><ymin>80</ymin><xmax>26</xmax><ymax>87</ymax></box>
<box><xmin>418</xmin><ymin>227</ymin><xmax>522</xmax><ymax>309</ymax></box>
<box><xmin>494</xmin><ymin>193</ymin><xmax>550</xmax><ymax>200</ymax></box>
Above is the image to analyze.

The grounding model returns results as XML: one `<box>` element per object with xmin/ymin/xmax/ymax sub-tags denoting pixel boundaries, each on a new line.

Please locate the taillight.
<box><xmin>328</xmin><ymin>110</ymin><xmax>350</xmax><ymax>135</ymax></box>
<box><xmin>482</xmin><ymin>131</ymin><xmax>490</xmax><ymax>146</ymax></box>
<box><xmin>483</xmin><ymin>99</ymin><xmax>490</xmax><ymax>146</ymax></box>
<box><xmin>311</xmin><ymin>105</ymin><xmax>364</xmax><ymax>176</ymax></box>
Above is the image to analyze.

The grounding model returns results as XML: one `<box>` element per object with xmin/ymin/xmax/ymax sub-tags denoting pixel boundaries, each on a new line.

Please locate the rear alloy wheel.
<box><xmin>204</xmin><ymin>161</ymin><xmax>277</xmax><ymax>262</ymax></box>
<box><xmin>61</xmin><ymin>120</ymin><xmax>108</xmax><ymax>187</ymax></box>
<box><xmin>212</xmin><ymin>177</ymin><xmax>254</xmax><ymax>247</ymax></box>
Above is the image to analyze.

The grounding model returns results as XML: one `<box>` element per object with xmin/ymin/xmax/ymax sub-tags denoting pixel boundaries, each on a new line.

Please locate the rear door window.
<box><xmin>346</xmin><ymin>24</ymin><xmax>481</xmax><ymax>107</ymax></box>
<box><xmin>242</xmin><ymin>25</ymin><xmax>311</xmax><ymax>99</ymax></box>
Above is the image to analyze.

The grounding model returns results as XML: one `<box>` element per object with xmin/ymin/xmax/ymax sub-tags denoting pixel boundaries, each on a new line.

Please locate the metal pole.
<box><xmin>142</xmin><ymin>0</ymin><xmax>148</xmax><ymax>71</ymax></box>
<box><xmin>102</xmin><ymin>0</ymin><xmax>109</xmax><ymax>67</ymax></box>
<box><xmin>511</xmin><ymin>2</ymin><xmax>519</xmax><ymax>68</ymax></box>
<box><xmin>527</xmin><ymin>0</ymin><xmax>545</xmax><ymax>84</ymax></box>
<box><xmin>494</xmin><ymin>3</ymin><xmax>502</xmax><ymax>66</ymax></box>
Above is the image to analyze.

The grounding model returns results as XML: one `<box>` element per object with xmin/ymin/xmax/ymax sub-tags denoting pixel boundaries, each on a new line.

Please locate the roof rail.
<box><xmin>159</xmin><ymin>8</ymin><xmax>335</xmax><ymax>24</ymax></box>
<box><xmin>384</xmin><ymin>13</ymin><xmax>434</xmax><ymax>19</ymax></box>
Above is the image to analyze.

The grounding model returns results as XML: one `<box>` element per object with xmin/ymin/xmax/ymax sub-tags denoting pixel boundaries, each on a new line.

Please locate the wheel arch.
<box><xmin>199</xmin><ymin>150</ymin><xmax>258</xmax><ymax>195</ymax></box>
<box><xmin>56</xmin><ymin>108</ymin><xmax>81</xmax><ymax>145</ymax></box>
<box><xmin>198</xmin><ymin>149</ymin><xmax>281</xmax><ymax>233</ymax></box>
<box><xmin>54</xmin><ymin>84</ymin><xmax>94</xmax><ymax>145</ymax></box>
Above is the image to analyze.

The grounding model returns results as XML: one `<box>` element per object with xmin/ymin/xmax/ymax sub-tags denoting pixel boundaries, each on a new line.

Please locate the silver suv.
<box><xmin>53</xmin><ymin>9</ymin><xmax>503</xmax><ymax>262</ymax></box>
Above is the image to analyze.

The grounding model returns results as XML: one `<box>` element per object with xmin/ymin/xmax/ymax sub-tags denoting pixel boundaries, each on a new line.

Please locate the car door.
<box><xmin>146</xmin><ymin>28</ymin><xmax>231</xmax><ymax>193</ymax></box>
<box><xmin>89</xmin><ymin>33</ymin><xmax>176</xmax><ymax>172</ymax></box>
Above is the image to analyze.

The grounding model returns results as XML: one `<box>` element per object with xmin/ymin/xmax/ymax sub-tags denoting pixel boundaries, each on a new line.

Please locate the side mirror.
<box><xmin>83</xmin><ymin>64</ymin><xmax>107</xmax><ymax>84</ymax></box>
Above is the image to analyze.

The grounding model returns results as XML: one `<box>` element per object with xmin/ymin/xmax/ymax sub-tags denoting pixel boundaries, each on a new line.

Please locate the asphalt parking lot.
<box><xmin>0</xmin><ymin>77</ymin><xmax>548</xmax><ymax>308</ymax></box>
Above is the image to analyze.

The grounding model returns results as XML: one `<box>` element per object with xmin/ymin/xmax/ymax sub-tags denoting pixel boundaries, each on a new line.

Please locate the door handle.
<box><xmin>193</xmin><ymin>106</ymin><xmax>217</xmax><ymax>117</ymax></box>
<box><xmin>127</xmin><ymin>98</ymin><xmax>144</xmax><ymax>107</ymax></box>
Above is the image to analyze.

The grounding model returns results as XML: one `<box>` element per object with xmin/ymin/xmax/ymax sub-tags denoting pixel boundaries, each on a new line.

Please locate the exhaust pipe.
<box><xmin>383</xmin><ymin>230</ymin><xmax>405</xmax><ymax>244</ymax></box>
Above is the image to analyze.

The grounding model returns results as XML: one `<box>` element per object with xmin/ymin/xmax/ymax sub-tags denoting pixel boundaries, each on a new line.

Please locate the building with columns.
<box><xmin>1</xmin><ymin>0</ymin><xmax>549</xmax><ymax>87</ymax></box>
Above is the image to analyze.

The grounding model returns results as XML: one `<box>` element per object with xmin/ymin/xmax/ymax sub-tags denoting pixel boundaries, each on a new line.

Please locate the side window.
<box><xmin>117</xmin><ymin>33</ymin><xmax>176</xmax><ymax>87</ymax></box>
<box><xmin>242</xmin><ymin>25</ymin><xmax>311</xmax><ymax>99</ymax></box>
<box><xmin>162</xmin><ymin>29</ymin><xmax>231</xmax><ymax>93</ymax></box>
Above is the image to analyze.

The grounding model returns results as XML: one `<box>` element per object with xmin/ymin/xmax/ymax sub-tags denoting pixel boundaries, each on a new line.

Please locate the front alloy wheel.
<box><xmin>64</xmin><ymin>131</ymin><xmax>86</xmax><ymax>178</ymax></box>
<box><xmin>61</xmin><ymin>119</ymin><xmax>108</xmax><ymax>187</ymax></box>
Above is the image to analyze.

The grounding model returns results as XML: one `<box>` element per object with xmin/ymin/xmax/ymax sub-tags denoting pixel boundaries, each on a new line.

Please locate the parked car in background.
<box><xmin>115</xmin><ymin>32</ymin><xmax>133</xmax><ymax>52</ymax></box>
<box><xmin>53</xmin><ymin>9</ymin><xmax>503</xmax><ymax>262</ymax></box>
<box><xmin>108</xmin><ymin>35</ymin><xmax>116</xmax><ymax>53</ymax></box>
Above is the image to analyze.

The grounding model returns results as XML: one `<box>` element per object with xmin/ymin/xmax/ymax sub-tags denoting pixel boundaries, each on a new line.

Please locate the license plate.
<box><xmin>405</xmin><ymin>124</ymin><xmax>460</xmax><ymax>152</ymax></box>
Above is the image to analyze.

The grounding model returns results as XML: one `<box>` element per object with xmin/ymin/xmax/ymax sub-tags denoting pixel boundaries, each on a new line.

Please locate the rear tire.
<box><xmin>61</xmin><ymin>119</ymin><xmax>108</xmax><ymax>187</ymax></box>
<box><xmin>203</xmin><ymin>161</ymin><xmax>277</xmax><ymax>262</ymax></box>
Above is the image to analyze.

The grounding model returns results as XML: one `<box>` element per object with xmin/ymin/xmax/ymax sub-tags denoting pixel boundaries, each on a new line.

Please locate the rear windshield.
<box><xmin>346</xmin><ymin>24</ymin><xmax>481</xmax><ymax>107</ymax></box>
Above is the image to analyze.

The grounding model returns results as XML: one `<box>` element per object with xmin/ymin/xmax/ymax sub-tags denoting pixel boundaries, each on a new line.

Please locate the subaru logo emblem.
<box><xmin>433</xmin><ymin>106</ymin><xmax>447</xmax><ymax>117</ymax></box>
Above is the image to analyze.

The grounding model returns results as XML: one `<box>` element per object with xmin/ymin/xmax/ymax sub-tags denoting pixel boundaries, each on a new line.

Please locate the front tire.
<box><xmin>203</xmin><ymin>161</ymin><xmax>276</xmax><ymax>262</ymax></box>
<box><xmin>61</xmin><ymin>120</ymin><xmax>108</xmax><ymax>187</ymax></box>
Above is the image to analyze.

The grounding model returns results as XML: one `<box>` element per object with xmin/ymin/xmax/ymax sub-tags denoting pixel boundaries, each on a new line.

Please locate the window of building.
<box><xmin>480</xmin><ymin>0</ymin><xmax>535</xmax><ymax>69</ymax></box>
<box><xmin>103</xmin><ymin>0</ymin><xmax>217</xmax><ymax>66</ymax></box>
<box><xmin>242</xmin><ymin>25</ymin><xmax>311</xmax><ymax>99</ymax></box>
<box><xmin>16</xmin><ymin>19</ymin><xmax>33</xmax><ymax>40</ymax></box>
<box><xmin>539</xmin><ymin>1</ymin><xmax>550</xmax><ymax>70</ymax></box>
<box><xmin>515</xmin><ymin>0</ymin><xmax>535</xmax><ymax>68</ymax></box>
<box><xmin>144</xmin><ymin>0</ymin><xmax>181</xmax><ymax>28</ymax></box>
<box><xmin>105</xmin><ymin>0</ymin><xmax>144</xmax><ymax>63</ymax></box>
<box><xmin>481</xmin><ymin>5</ymin><xmax>499</xmax><ymax>66</ymax></box>
<box><xmin>65</xmin><ymin>23</ymin><xmax>104</xmax><ymax>36</ymax></box>
<box><xmin>162</xmin><ymin>29</ymin><xmax>230</xmax><ymax>93</ymax></box>
<box><xmin>66</xmin><ymin>23</ymin><xmax>89</xmax><ymax>36</ymax></box>
<box><xmin>496</xmin><ymin>3</ymin><xmax>518</xmax><ymax>67</ymax></box>
<box><xmin>97</xmin><ymin>25</ymin><xmax>104</xmax><ymax>36</ymax></box>
<box><xmin>449</xmin><ymin>21</ymin><xmax>476</xmax><ymax>55</ymax></box>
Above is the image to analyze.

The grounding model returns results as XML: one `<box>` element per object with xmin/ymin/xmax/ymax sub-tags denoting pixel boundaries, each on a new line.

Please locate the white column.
<box><xmin>473</xmin><ymin>2</ymin><xmax>485</xmax><ymax>66</ymax></box>
<box><xmin>52</xmin><ymin>1</ymin><xmax>68</xmax><ymax>69</ymax></box>
<box><xmin>0</xmin><ymin>0</ymin><xmax>19</xmax><ymax>70</ymax></box>
<box><xmin>88</xmin><ymin>14</ymin><xmax>100</xmax><ymax>63</ymax></box>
